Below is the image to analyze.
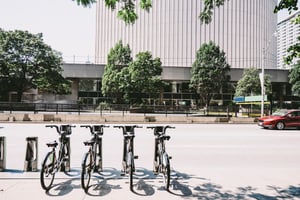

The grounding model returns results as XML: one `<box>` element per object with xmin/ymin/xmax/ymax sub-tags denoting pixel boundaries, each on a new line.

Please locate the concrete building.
<box><xmin>95</xmin><ymin>0</ymin><xmax>278</xmax><ymax>69</ymax></box>
<box><xmin>277</xmin><ymin>10</ymin><xmax>300</xmax><ymax>69</ymax></box>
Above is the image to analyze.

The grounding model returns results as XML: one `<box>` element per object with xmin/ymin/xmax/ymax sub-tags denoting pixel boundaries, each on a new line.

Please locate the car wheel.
<box><xmin>275</xmin><ymin>121</ymin><xmax>285</xmax><ymax>130</ymax></box>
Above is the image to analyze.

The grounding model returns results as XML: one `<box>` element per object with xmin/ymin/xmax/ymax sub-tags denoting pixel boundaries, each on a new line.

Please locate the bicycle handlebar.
<box><xmin>80</xmin><ymin>125</ymin><xmax>110</xmax><ymax>134</ymax></box>
<box><xmin>45</xmin><ymin>124</ymin><xmax>76</xmax><ymax>135</ymax></box>
<box><xmin>113</xmin><ymin>125</ymin><xmax>142</xmax><ymax>134</ymax></box>
<box><xmin>147</xmin><ymin>125</ymin><xmax>175</xmax><ymax>135</ymax></box>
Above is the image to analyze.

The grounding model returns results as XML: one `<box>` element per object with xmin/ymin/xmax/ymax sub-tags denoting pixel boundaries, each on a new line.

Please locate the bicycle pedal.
<box><xmin>134</xmin><ymin>155</ymin><xmax>139</xmax><ymax>159</ymax></box>
<box><xmin>169</xmin><ymin>156</ymin><xmax>172</xmax><ymax>160</ymax></box>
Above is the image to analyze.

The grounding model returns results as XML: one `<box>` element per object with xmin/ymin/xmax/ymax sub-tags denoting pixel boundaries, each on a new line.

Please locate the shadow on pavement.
<box><xmin>46</xmin><ymin>178</ymin><xmax>79</xmax><ymax>196</ymax></box>
<box><xmin>33</xmin><ymin>167</ymin><xmax>300</xmax><ymax>199</ymax></box>
<box><xmin>85</xmin><ymin>168</ymin><xmax>122</xmax><ymax>196</ymax></box>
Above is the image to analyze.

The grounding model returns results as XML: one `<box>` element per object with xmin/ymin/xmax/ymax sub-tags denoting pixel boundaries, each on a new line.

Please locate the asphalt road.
<box><xmin>0</xmin><ymin>123</ymin><xmax>300</xmax><ymax>199</ymax></box>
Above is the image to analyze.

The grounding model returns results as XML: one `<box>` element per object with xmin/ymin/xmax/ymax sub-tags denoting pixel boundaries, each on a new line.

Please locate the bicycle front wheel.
<box><xmin>127</xmin><ymin>152</ymin><xmax>134</xmax><ymax>191</ymax></box>
<box><xmin>162</xmin><ymin>154</ymin><xmax>170</xmax><ymax>190</ymax></box>
<box><xmin>40</xmin><ymin>151</ymin><xmax>56</xmax><ymax>191</ymax></box>
<box><xmin>81</xmin><ymin>152</ymin><xmax>92</xmax><ymax>192</ymax></box>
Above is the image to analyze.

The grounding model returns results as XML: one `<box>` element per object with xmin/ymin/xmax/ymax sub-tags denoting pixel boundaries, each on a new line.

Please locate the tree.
<box><xmin>190</xmin><ymin>41</ymin><xmax>230</xmax><ymax>107</ymax></box>
<box><xmin>127</xmin><ymin>51</ymin><xmax>163</xmax><ymax>104</ymax></box>
<box><xmin>101</xmin><ymin>41</ymin><xmax>164</xmax><ymax>104</ymax></box>
<box><xmin>101</xmin><ymin>40</ymin><xmax>132</xmax><ymax>103</ymax></box>
<box><xmin>235</xmin><ymin>68</ymin><xmax>272</xmax><ymax>97</ymax></box>
<box><xmin>288</xmin><ymin>62</ymin><xmax>300</xmax><ymax>95</ymax></box>
<box><xmin>0</xmin><ymin>29</ymin><xmax>71</xmax><ymax>102</ymax></box>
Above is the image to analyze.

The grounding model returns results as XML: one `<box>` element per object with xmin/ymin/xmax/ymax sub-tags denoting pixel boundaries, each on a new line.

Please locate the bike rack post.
<box><xmin>0</xmin><ymin>137</ymin><xmax>6</xmax><ymax>171</ymax></box>
<box><xmin>24</xmin><ymin>137</ymin><xmax>38</xmax><ymax>172</ymax></box>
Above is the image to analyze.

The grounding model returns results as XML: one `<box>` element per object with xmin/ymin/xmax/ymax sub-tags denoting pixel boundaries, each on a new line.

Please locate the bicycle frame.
<box><xmin>114</xmin><ymin>125</ymin><xmax>142</xmax><ymax>191</ymax></box>
<box><xmin>40</xmin><ymin>124</ymin><xmax>74</xmax><ymax>191</ymax></box>
<box><xmin>147</xmin><ymin>125</ymin><xmax>174</xmax><ymax>190</ymax></box>
<box><xmin>80</xmin><ymin>125</ymin><xmax>108</xmax><ymax>192</ymax></box>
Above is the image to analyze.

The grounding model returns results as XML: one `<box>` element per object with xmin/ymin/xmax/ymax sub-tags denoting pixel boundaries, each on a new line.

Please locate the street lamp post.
<box><xmin>260</xmin><ymin>32</ymin><xmax>277</xmax><ymax>117</ymax></box>
<box><xmin>260</xmin><ymin>48</ymin><xmax>266</xmax><ymax>117</ymax></box>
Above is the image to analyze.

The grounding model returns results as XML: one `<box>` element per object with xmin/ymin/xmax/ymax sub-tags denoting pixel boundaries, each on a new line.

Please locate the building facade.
<box><xmin>277</xmin><ymin>10</ymin><xmax>300</xmax><ymax>69</ymax></box>
<box><xmin>95</xmin><ymin>0</ymin><xmax>278</xmax><ymax>69</ymax></box>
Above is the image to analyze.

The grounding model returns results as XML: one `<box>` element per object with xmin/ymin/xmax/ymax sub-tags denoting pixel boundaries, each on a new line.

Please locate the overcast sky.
<box><xmin>0</xmin><ymin>0</ymin><xmax>297</xmax><ymax>63</ymax></box>
<box><xmin>0</xmin><ymin>0</ymin><xmax>96</xmax><ymax>63</ymax></box>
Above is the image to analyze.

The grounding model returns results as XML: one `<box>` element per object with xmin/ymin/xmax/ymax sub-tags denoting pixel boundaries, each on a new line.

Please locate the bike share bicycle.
<box><xmin>147</xmin><ymin>125</ymin><xmax>175</xmax><ymax>190</ymax></box>
<box><xmin>80</xmin><ymin>124</ymin><xmax>109</xmax><ymax>192</ymax></box>
<box><xmin>114</xmin><ymin>125</ymin><xmax>142</xmax><ymax>191</ymax></box>
<box><xmin>40</xmin><ymin>124</ymin><xmax>75</xmax><ymax>191</ymax></box>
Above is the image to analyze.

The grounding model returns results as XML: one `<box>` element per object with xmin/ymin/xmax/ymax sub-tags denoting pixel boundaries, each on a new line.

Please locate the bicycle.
<box><xmin>113</xmin><ymin>125</ymin><xmax>142</xmax><ymax>191</ymax></box>
<box><xmin>147</xmin><ymin>125</ymin><xmax>175</xmax><ymax>190</ymax></box>
<box><xmin>80</xmin><ymin>124</ymin><xmax>109</xmax><ymax>192</ymax></box>
<box><xmin>40</xmin><ymin>124</ymin><xmax>75</xmax><ymax>191</ymax></box>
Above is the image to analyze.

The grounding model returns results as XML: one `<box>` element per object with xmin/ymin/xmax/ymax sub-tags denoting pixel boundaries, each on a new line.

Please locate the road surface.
<box><xmin>0</xmin><ymin>123</ymin><xmax>300</xmax><ymax>199</ymax></box>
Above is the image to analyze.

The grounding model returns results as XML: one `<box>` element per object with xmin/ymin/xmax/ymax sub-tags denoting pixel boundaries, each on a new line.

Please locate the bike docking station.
<box><xmin>60</xmin><ymin>136</ymin><xmax>71</xmax><ymax>172</ymax></box>
<box><xmin>24</xmin><ymin>137</ymin><xmax>38</xmax><ymax>172</ymax></box>
<box><xmin>0</xmin><ymin>136</ymin><xmax>6</xmax><ymax>171</ymax></box>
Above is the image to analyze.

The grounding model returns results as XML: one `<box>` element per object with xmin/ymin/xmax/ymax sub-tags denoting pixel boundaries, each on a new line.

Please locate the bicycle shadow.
<box><xmin>85</xmin><ymin>167</ymin><xmax>122</xmax><ymax>196</ymax></box>
<box><xmin>86</xmin><ymin>179</ymin><xmax>122</xmax><ymax>196</ymax></box>
<box><xmin>131</xmin><ymin>167</ymin><xmax>156</xmax><ymax>196</ymax></box>
<box><xmin>130</xmin><ymin>167</ymin><xmax>194</xmax><ymax>196</ymax></box>
<box><xmin>46</xmin><ymin>178</ymin><xmax>80</xmax><ymax>196</ymax></box>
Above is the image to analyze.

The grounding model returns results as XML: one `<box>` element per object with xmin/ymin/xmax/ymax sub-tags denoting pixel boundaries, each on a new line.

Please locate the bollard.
<box><xmin>24</xmin><ymin>137</ymin><xmax>38</xmax><ymax>172</ymax></box>
<box><xmin>60</xmin><ymin>137</ymin><xmax>71</xmax><ymax>172</ymax></box>
<box><xmin>0</xmin><ymin>137</ymin><xmax>6</xmax><ymax>171</ymax></box>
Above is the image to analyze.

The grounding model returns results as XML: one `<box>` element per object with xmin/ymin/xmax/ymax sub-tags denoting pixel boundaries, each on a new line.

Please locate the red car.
<box><xmin>258</xmin><ymin>109</ymin><xmax>300</xmax><ymax>130</ymax></box>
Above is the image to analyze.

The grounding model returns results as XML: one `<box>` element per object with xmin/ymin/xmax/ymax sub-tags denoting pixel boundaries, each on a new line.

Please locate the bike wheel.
<box><xmin>40</xmin><ymin>151</ymin><xmax>56</xmax><ymax>191</ymax></box>
<box><xmin>162</xmin><ymin>154</ymin><xmax>170</xmax><ymax>190</ymax></box>
<box><xmin>127</xmin><ymin>152</ymin><xmax>134</xmax><ymax>191</ymax></box>
<box><xmin>81</xmin><ymin>152</ymin><xmax>92</xmax><ymax>192</ymax></box>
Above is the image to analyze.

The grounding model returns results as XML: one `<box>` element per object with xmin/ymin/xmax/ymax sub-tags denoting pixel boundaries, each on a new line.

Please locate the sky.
<box><xmin>0</xmin><ymin>0</ymin><xmax>96</xmax><ymax>63</ymax></box>
<box><xmin>0</xmin><ymin>0</ymin><xmax>297</xmax><ymax>64</ymax></box>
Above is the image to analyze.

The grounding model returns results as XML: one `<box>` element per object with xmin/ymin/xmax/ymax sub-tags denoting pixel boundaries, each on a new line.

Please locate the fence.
<box><xmin>0</xmin><ymin>102</ymin><xmax>268</xmax><ymax>117</ymax></box>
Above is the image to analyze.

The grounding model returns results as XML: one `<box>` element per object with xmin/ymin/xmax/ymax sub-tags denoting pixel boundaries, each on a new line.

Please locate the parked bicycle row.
<box><xmin>40</xmin><ymin>124</ymin><xmax>175</xmax><ymax>193</ymax></box>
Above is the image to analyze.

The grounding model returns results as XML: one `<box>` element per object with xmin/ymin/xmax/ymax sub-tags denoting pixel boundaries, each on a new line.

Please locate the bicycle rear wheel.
<box><xmin>81</xmin><ymin>152</ymin><xmax>92</xmax><ymax>192</ymax></box>
<box><xmin>40</xmin><ymin>151</ymin><xmax>56</xmax><ymax>191</ymax></box>
<box><xmin>162</xmin><ymin>154</ymin><xmax>170</xmax><ymax>190</ymax></box>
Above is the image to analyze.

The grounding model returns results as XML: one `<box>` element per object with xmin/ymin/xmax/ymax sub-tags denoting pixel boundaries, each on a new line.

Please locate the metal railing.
<box><xmin>0</xmin><ymin>102</ymin><xmax>243</xmax><ymax>117</ymax></box>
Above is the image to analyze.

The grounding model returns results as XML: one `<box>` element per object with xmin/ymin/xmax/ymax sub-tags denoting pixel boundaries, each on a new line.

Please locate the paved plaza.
<box><xmin>0</xmin><ymin>123</ymin><xmax>300</xmax><ymax>199</ymax></box>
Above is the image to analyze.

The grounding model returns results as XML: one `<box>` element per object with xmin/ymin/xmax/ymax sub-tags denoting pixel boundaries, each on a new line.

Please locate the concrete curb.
<box><xmin>0</xmin><ymin>113</ymin><xmax>257</xmax><ymax>124</ymax></box>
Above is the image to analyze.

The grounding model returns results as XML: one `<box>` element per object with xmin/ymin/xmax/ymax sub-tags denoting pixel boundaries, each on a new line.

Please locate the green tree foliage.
<box><xmin>0</xmin><ymin>29</ymin><xmax>71</xmax><ymax>101</ymax></box>
<box><xmin>127</xmin><ymin>51</ymin><xmax>163</xmax><ymax>104</ymax></box>
<box><xmin>200</xmin><ymin>0</ymin><xmax>299</xmax><ymax>24</ymax></box>
<box><xmin>101</xmin><ymin>41</ymin><xmax>164</xmax><ymax>104</ymax></box>
<box><xmin>73</xmin><ymin>0</ymin><xmax>96</xmax><ymax>7</ymax></box>
<box><xmin>199</xmin><ymin>0</ymin><xmax>228</xmax><ymax>24</ymax></box>
<box><xmin>235</xmin><ymin>68</ymin><xmax>272</xmax><ymax>97</ymax></box>
<box><xmin>190</xmin><ymin>41</ymin><xmax>230</xmax><ymax>107</ymax></box>
<box><xmin>288</xmin><ymin>62</ymin><xmax>300</xmax><ymax>95</ymax></box>
<box><xmin>275</xmin><ymin>0</ymin><xmax>300</xmax><ymax>65</ymax></box>
<box><xmin>74</xmin><ymin>0</ymin><xmax>152</xmax><ymax>24</ymax></box>
<box><xmin>101</xmin><ymin>40</ymin><xmax>132</xmax><ymax>103</ymax></box>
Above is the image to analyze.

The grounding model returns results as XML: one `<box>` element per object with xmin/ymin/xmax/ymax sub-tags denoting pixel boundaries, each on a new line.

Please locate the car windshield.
<box><xmin>272</xmin><ymin>110</ymin><xmax>289</xmax><ymax>116</ymax></box>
